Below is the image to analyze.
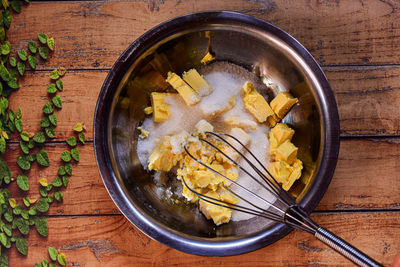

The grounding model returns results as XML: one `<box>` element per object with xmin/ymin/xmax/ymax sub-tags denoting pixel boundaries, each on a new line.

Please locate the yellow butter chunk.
<box><xmin>182</xmin><ymin>69</ymin><xmax>213</xmax><ymax>97</ymax></box>
<box><xmin>267</xmin><ymin>160</ymin><xmax>302</xmax><ymax>191</ymax></box>
<box><xmin>224</xmin><ymin>116</ymin><xmax>258</xmax><ymax>132</ymax></box>
<box><xmin>201</xmin><ymin>52</ymin><xmax>215</xmax><ymax>64</ymax></box>
<box><xmin>270</xmin><ymin>92</ymin><xmax>298</xmax><ymax>119</ymax></box>
<box><xmin>273</xmin><ymin>140</ymin><xmax>298</xmax><ymax>165</ymax></box>
<box><xmin>137</xmin><ymin>126</ymin><xmax>149</xmax><ymax>139</ymax></box>
<box><xmin>199</xmin><ymin>191</ymin><xmax>232</xmax><ymax>226</ymax></box>
<box><xmin>268</xmin><ymin>161</ymin><xmax>293</xmax><ymax>185</ymax></box>
<box><xmin>150</xmin><ymin>92</ymin><xmax>171</xmax><ymax>122</ymax></box>
<box><xmin>193</xmin><ymin>170</ymin><xmax>214</xmax><ymax>188</ymax></box>
<box><xmin>242</xmin><ymin>81</ymin><xmax>274</xmax><ymax>123</ymax></box>
<box><xmin>267</xmin><ymin>114</ymin><xmax>279</xmax><ymax>127</ymax></box>
<box><xmin>143</xmin><ymin>106</ymin><xmax>153</xmax><ymax>115</ymax></box>
<box><xmin>182</xmin><ymin>185</ymin><xmax>198</xmax><ymax>203</ymax></box>
<box><xmin>166</xmin><ymin>72</ymin><xmax>200</xmax><ymax>106</ymax></box>
<box><xmin>269</xmin><ymin>123</ymin><xmax>295</xmax><ymax>150</ymax></box>
<box><xmin>148</xmin><ymin>136</ymin><xmax>182</xmax><ymax>172</ymax></box>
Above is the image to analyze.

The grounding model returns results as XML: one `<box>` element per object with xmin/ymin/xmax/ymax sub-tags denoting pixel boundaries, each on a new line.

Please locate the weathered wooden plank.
<box><xmin>318</xmin><ymin>138</ymin><xmax>400</xmax><ymax>210</ymax></box>
<box><xmin>326</xmin><ymin>66</ymin><xmax>400</xmax><ymax>136</ymax></box>
<box><xmin>7</xmin><ymin>212</ymin><xmax>400</xmax><ymax>266</ymax></box>
<box><xmin>7</xmin><ymin>0</ymin><xmax>400</xmax><ymax>69</ymax></box>
<box><xmin>7</xmin><ymin>65</ymin><xmax>400</xmax><ymax>142</ymax></box>
<box><xmin>3</xmin><ymin>138</ymin><xmax>400</xmax><ymax>215</ymax></box>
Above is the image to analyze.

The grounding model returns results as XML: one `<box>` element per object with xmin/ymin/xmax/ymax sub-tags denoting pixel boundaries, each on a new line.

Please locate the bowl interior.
<box><xmin>107</xmin><ymin>24</ymin><xmax>322</xmax><ymax>240</ymax></box>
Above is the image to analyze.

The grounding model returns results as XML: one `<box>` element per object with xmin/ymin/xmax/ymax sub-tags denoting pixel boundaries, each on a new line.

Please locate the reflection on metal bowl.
<box><xmin>94</xmin><ymin>11</ymin><xmax>340</xmax><ymax>256</ymax></box>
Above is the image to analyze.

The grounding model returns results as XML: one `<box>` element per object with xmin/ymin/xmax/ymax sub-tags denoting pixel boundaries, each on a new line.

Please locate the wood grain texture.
<box><xmin>7</xmin><ymin>212</ymin><xmax>400</xmax><ymax>266</ymax></box>
<box><xmin>3</xmin><ymin>138</ymin><xmax>399</xmax><ymax>216</ymax></box>
<box><xmin>6</xmin><ymin>0</ymin><xmax>400</xmax><ymax>69</ymax></box>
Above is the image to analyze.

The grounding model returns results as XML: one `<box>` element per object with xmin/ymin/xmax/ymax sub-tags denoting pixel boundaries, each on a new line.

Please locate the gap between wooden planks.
<box><xmin>7</xmin><ymin>212</ymin><xmax>400</xmax><ymax>266</ymax></box>
<box><xmin>6</xmin><ymin>0</ymin><xmax>400</xmax><ymax>68</ymax></box>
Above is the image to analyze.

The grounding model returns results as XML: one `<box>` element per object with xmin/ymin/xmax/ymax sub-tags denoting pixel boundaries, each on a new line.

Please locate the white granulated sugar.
<box><xmin>136</xmin><ymin>61</ymin><xmax>275</xmax><ymax>222</ymax></box>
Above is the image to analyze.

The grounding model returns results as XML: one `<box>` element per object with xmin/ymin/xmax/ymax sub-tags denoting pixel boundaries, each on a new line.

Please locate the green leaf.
<box><xmin>10</xmin><ymin>0</ymin><xmax>21</xmax><ymax>13</ymax></box>
<box><xmin>38</xmin><ymin>32</ymin><xmax>47</xmax><ymax>44</ymax></box>
<box><xmin>60</xmin><ymin>151</ymin><xmax>71</xmax><ymax>162</ymax></box>
<box><xmin>21</xmin><ymin>209</ymin><xmax>29</xmax><ymax>220</ymax></box>
<box><xmin>33</xmin><ymin>131</ymin><xmax>46</xmax><ymax>143</ymax></box>
<box><xmin>4</xmin><ymin>209</ymin><xmax>12</xmax><ymax>222</ymax></box>
<box><xmin>27</xmin><ymin>139</ymin><xmax>35</xmax><ymax>149</ymax></box>
<box><xmin>49</xmin><ymin>69</ymin><xmax>59</xmax><ymax>80</ymax></box>
<box><xmin>35</xmin><ymin>264</ymin><xmax>41</xmax><ymax>267</ymax></box>
<box><xmin>46</xmin><ymin>83</ymin><xmax>57</xmax><ymax>93</ymax></box>
<box><xmin>28</xmin><ymin>153</ymin><xmax>36</xmax><ymax>162</ymax></box>
<box><xmin>42</xmin><ymin>259</ymin><xmax>48</xmax><ymax>267</ymax></box>
<box><xmin>0</xmin><ymin>63</ymin><xmax>11</xmax><ymax>81</ymax></box>
<box><xmin>7</xmin><ymin>78</ymin><xmax>19</xmax><ymax>89</ymax></box>
<box><xmin>16</xmin><ymin>237</ymin><xmax>28</xmax><ymax>255</ymax></box>
<box><xmin>8</xmin><ymin>56</ymin><xmax>16</xmax><ymax>67</ymax></box>
<box><xmin>16</xmin><ymin>155</ymin><xmax>30</xmax><ymax>170</ymax></box>
<box><xmin>36</xmin><ymin>198</ymin><xmax>49</xmax><ymax>213</ymax></box>
<box><xmin>0</xmin><ymin>27</ymin><xmax>4</xmax><ymax>42</ymax></box>
<box><xmin>45</xmin><ymin>126</ymin><xmax>55</xmax><ymax>139</ymax></box>
<box><xmin>13</xmin><ymin>205</ymin><xmax>23</xmax><ymax>215</ymax></box>
<box><xmin>17</xmin><ymin>50</ymin><xmax>27</xmax><ymax>61</ymax></box>
<box><xmin>28</xmin><ymin>207</ymin><xmax>36</xmax><ymax>216</ymax></box>
<box><xmin>3</xmin><ymin>224</ymin><xmax>11</xmax><ymax>237</ymax></box>
<box><xmin>20</xmin><ymin>131</ymin><xmax>29</xmax><ymax>141</ymax></box>
<box><xmin>17</xmin><ymin>61</ymin><xmax>25</xmax><ymax>75</ymax></box>
<box><xmin>71</xmin><ymin>147</ymin><xmax>79</xmax><ymax>161</ymax></box>
<box><xmin>48</xmin><ymin>113</ymin><xmax>57</xmax><ymax>126</ymax></box>
<box><xmin>64</xmin><ymin>163</ymin><xmax>72</xmax><ymax>175</ymax></box>
<box><xmin>46</xmin><ymin>195</ymin><xmax>53</xmax><ymax>203</ymax></box>
<box><xmin>36</xmin><ymin>149</ymin><xmax>49</xmax><ymax>167</ymax></box>
<box><xmin>16</xmin><ymin>174</ymin><xmax>29</xmax><ymax>191</ymax></box>
<box><xmin>40</xmin><ymin>117</ymin><xmax>50</xmax><ymax>127</ymax></box>
<box><xmin>0</xmin><ymin>136</ymin><xmax>5</xmax><ymax>154</ymax></box>
<box><xmin>48</xmin><ymin>247</ymin><xmax>57</xmax><ymax>261</ymax></box>
<box><xmin>0</xmin><ymin>42</ymin><xmax>10</xmax><ymax>55</ymax></box>
<box><xmin>42</xmin><ymin>102</ymin><xmax>53</xmax><ymax>114</ymax></box>
<box><xmin>34</xmin><ymin>216</ymin><xmax>48</xmax><ymax>237</ymax></box>
<box><xmin>28</xmin><ymin>41</ymin><xmax>37</xmax><ymax>54</ymax></box>
<box><xmin>2</xmin><ymin>10</ymin><xmax>11</xmax><ymax>29</ymax></box>
<box><xmin>0</xmin><ymin>233</ymin><xmax>6</xmax><ymax>246</ymax></box>
<box><xmin>66</xmin><ymin>136</ymin><xmax>76</xmax><ymax>147</ymax></box>
<box><xmin>22</xmin><ymin>197</ymin><xmax>30</xmax><ymax>207</ymax></box>
<box><xmin>15</xmin><ymin>118</ymin><xmax>22</xmax><ymax>132</ymax></box>
<box><xmin>17</xmin><ymin>107</ymin><xmax>22</xmax><ymax>119</ymax></box>
<box><xmin>28</xmin><ymin>55</ymin><xmax>36</xmax><ymax>69</ymax></box>
<box><xmin>39</xmin><ymin>46</ymin><xmax>47</xmax><ymax>60</ymax></box>
<box><xmin>52</xmin><ymin>95</ymin><xmax>62</xmax><ymax>108</ymax></box>
<box><xmin>39</xmin><ymin>185</ymin><xmax>47</xmax><ymax>197</ymax></box>
<box><xmin>54</xmin><ymin>191</ymin><xmax>63</xmax><ymax>202</ymax></box>
<box><xmin>62</xmin><ymin>176</ymin><xmax>69</xmax><ymax>187</ymax></box>
<box><xmin>47</xmin><ymin>37</ymin><xmax>54</xmax><ymax>51</ymax></box>
<box><xmin>14</xmin><ymin>217</ymin><xmax>29</xmax><ymax>235</ymax></box>
<box><xmin>58</xmin><ymin>166</ymin><xmax>66</xmax><ymax>175</ymax></box>
<box><xmin>20</xmin><ymin>141</ymin><xmax>29</xmax><ymax>154</ymax></box>
<box><xmin>49</xmin><ymin>263</ymin><xmax>56</xmax><ymax>267</ymax></box>
<box><xmin>56</xmin><ymin>79</ymin><xmax>63</xmax><ymax>91</ymax></box>
<box><xmin>57</xmin><ymin>253</ymin><xmax>66</xmax><ymax>266</ymax></box>
<box><xmin>52</xmin><ymin>176</ymin><xmax>62</xmax><ymax>187</ymax></box>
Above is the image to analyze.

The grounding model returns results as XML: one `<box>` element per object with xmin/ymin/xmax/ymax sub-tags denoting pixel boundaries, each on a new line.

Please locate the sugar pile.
<box><xmin>136</xmin><ymin>61</ymin><xmax>276</xmax><ymax>222</ymax></box>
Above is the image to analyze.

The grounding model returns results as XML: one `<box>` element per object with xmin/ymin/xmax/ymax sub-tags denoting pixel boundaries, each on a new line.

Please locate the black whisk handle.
<box><xmin>315</xmin><ymin>227</ymin><xmax>382</xmax><ymax>267</ymax></box>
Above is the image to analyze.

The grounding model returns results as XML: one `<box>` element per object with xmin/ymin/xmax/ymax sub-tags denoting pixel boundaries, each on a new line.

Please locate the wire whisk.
<box><xmin>183</xmin><ymin>132</ymin><xmax>382</xmax><ymax>267</ymax></box>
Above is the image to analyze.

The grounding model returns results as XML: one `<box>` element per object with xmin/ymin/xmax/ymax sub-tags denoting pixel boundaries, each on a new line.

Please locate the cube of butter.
<box><xmin>166</xmin><ymin>72</ymin><xmax>200</xmax><ymax>106</ymax></box>
<box><xmin>285</xmin><ymin>159</ymin><xmax>303</xmax><ymax>190</ymax></box>
<box><xmin>267</xmin><ymin>114</ymin><xmax>279</xmax><ymax>127</ymax></box>
<box><xmin>150</xmin><ymin>92</ymin><xmax>171</xmax><ymax>122</ymax></box>
<box><xmin>267</xmin><ymin>161</ymin><xmax>293</xmax><ymax>186</ymax></box>
<box><xmin>269</xmin><ymin>123</ymin><xmax>295</xmax><ymax>149</ymax></box>
<box><xmin>242</xmin><ymin>81</ymin><xmax>274</xmax><ymax>123</ymax></box>
<box><xmin>193</xmin><ymin>170</ymin><xmax>213</xmax><ymax>188</ymax></box>
<box><xmin>182</xmin><ymin>69</ymin><xmax>213</xmax><ymax>97</ymax></box>
<box><xmin>270</xmin><ymin>92</ymin><xmax>298</xmax><ymax>119</ymax></box>
<box><xmin>201</xmin><ymin>51</ymin><xmax>215</xmax><ymax>64</ymax></box>
<box><xmin>199</xmin><ymin>191</ymin><xmax>231</xmax><ymax>225</ymax></box>
<box><xmin>224</xmin><ymin>116</ymin><xmax>258</xmax><ymax>132</ymax></box>
<box><xmin>273</xmin><ymin>140</ymin><xmax>298</xmax><ymax>165</ymax></box>
<box><xmin>148</xmin><ymin>136</ymin><xmax>180</xmax><ymax>171</ymax></box>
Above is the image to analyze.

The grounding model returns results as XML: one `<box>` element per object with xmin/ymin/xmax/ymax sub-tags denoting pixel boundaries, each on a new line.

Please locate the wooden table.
<box><xmin>7</xmin><ymin>0</ymin><xmax>400</xmax><ymax>266</ymax></box>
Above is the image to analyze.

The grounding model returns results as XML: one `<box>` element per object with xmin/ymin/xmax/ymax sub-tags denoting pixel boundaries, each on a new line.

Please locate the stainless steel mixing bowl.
<box><xmin>94</xmin><ymin>11</ymin><xmax>340</xmax><ymax>256</ymax></box>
